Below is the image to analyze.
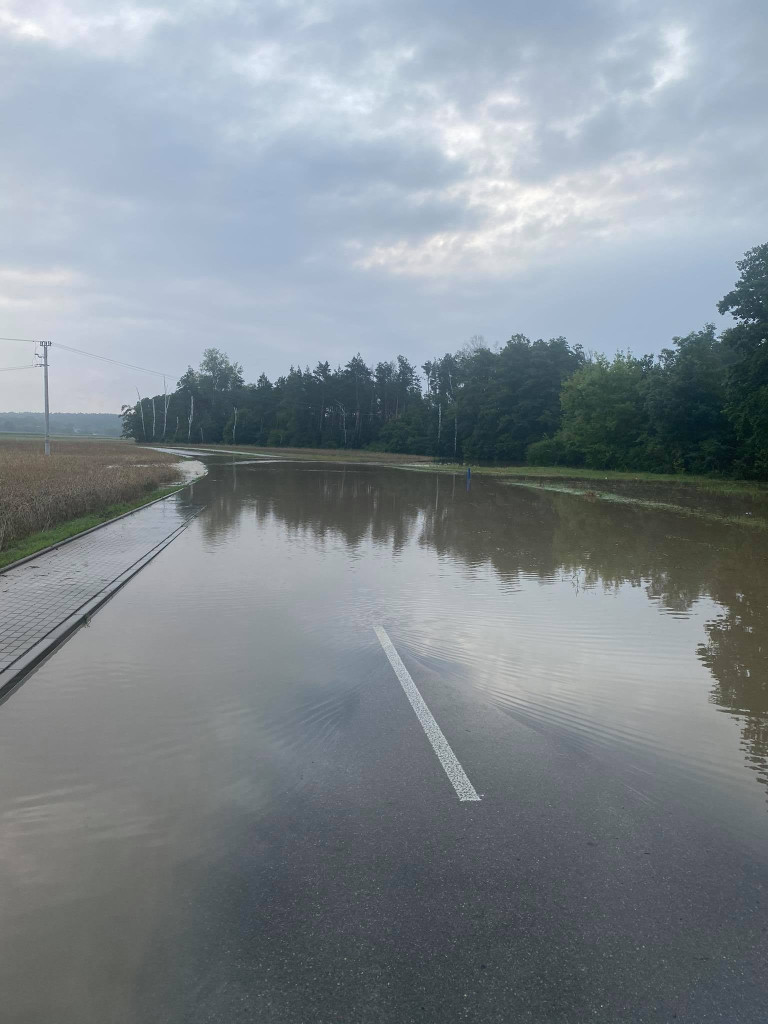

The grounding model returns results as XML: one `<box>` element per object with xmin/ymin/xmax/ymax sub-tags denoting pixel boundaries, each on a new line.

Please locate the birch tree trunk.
<box><xmin>136</xmin><ymin>388</ymin><xmax>146</xmax><ymax>440</ymax></box>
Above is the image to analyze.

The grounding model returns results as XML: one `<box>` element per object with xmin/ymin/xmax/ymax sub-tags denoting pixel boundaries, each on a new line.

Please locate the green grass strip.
<box><xmin>0</xmin><ymin>485</ymin><xmax>184</xmax><ymax>570</ymax></box>
<box><xmin>404</xmin><ymin>462</ymin><xmax>768</xmax><ymax>499</ymax></box>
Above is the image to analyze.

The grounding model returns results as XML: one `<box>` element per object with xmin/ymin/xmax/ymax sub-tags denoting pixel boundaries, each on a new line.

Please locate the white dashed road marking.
<box><xmin>374</xmin><ymin>626</ymin><xmax>481</xmax><ymax>802</ymax></box>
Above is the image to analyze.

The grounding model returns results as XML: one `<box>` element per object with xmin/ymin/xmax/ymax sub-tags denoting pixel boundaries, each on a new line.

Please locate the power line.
<box><xmin>0</xmin><ymin>364</ymin><xmax>38</xmax><ymax>371</ymax></box>
<box><xmin>1</xmin><ymin>335</ymin><xmax>177</xmax><ymax>378</ymax></box>
<box><xmin>54</xmin><ymin>342</ymin><xmax>178</xmax><ymax>379</ymax></box>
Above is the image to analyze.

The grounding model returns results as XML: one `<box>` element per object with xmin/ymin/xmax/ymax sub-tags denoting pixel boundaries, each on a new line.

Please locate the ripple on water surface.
<box><xmin>2</xmin><ymin>464</ymin><xmax>768</xmax><ymax>875</ymax></box>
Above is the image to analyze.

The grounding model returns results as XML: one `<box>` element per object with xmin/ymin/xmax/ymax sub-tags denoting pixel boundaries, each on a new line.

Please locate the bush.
<box><xmin>526</xmin><ymin>436</ymin><xmax>582</xmax><ymax>467</ymax></box>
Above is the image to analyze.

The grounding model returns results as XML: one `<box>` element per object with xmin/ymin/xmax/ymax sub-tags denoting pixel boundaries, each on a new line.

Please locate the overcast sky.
<box><xmin>1</xmin><ymin>0</ymin><xmax>766</xmax><ymax>412</ymax></box>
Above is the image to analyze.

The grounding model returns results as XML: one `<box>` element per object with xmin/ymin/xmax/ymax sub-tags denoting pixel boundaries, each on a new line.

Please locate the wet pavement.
<box><xmin>0</xmin><ymin>487</ymin><xmax>204</xmax><ymax>691</ymax></box>
<box><xmin>1</xmin><ymin>458</ymin><xmax>767</xmax><ymax>1022</ymax></box>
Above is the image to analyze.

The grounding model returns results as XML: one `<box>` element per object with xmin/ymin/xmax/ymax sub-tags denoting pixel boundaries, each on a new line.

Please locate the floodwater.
<box><xmin>1</xmin><ymin>459</ymin><xmax>767</xmax><ymax>1023</ymax></box>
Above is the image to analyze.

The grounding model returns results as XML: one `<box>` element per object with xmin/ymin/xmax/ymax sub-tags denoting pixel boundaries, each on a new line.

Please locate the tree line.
<box><xmin>121</xmin><ymin>243</ymin><xmax>768</xmax><ymax>478</ymax></box>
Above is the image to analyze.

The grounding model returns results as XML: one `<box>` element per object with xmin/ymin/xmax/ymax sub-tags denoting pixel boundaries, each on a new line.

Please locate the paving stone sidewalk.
<box><xmin>0</xmin><ymin>494</ymin><xmax>203</xmax><ymax>684</ymax></box>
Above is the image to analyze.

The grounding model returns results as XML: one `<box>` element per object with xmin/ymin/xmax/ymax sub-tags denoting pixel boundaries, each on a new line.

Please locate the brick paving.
<box><xmin>0</xmin><ymin>494</ymin><xmax>202</xmax><ymax>677</ymax></box>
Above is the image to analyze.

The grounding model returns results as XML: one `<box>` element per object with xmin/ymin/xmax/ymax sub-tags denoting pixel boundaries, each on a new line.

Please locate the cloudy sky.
<box><xmin>1</xmin><ymin>0</ymin><xmax>766</xmax><ymax>412</ymax></box>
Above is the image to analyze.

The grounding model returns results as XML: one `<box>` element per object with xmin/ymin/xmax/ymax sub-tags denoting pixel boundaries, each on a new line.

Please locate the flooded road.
<box><xmin>2</xmin><ymin>459</ymin><xmax>767</xmax><ymax>1022</ymax></box>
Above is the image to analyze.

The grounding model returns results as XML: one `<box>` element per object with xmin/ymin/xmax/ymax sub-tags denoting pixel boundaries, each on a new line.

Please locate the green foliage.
<box><xmin>121</xmin><ymin>244</ymin><xmax>768</xmax><ymax>479</ymax></box>
<box><xmin>459</xmin><ymin>336</ymin><xmax>584</xmax><ymax>462</ymax></box>
<box><xmin>718</xmin><ymin>243</ymin><xmax>768</xmax><ymax>477</ymax></box>
<box><xmin>376</xmin><ymin>407</ymin><xmax>431</xmax><ymax>454</ymax></box>
<box><xmin>645</xmin><ymin>326</ymin><xmax>735</xmax><ymax>473</ymax></box>
<box><xmin>558</xmin><ymin>352</ymin><xmax>653</xmax><ymax>470</ymax></box>
<box><xmin>526</xmin><ymin>436</ymin><xmax>580</xmax><ymax>467</ymax></box>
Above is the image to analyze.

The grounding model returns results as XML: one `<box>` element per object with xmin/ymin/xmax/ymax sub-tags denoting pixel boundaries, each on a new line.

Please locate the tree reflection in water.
<box><xmin>194</xmin><ymin>460</ymin><xmax>768</xmax><ymax>805</ymax></box>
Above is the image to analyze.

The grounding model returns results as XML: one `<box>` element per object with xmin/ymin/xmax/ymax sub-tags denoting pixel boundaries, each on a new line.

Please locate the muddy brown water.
<box><xmin>1</xmin><ymin>459</ymin><xmax>767</xmax><ymax>1022</ymax></box>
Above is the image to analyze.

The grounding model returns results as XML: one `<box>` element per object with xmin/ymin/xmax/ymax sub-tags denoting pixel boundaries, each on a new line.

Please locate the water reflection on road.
<box><xmin>2</xmin><ymin>458</ymin><xmax>767</xmax><ymax>1023</ymax></box>
<box><xmin>198</xmin><ymin>460</ymin><xmax>768</xmax><ymax>809</ymax></box>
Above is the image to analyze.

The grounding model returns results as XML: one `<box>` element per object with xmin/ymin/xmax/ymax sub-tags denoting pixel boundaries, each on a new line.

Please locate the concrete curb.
<box><xmin>0</xmin><ymin>486</ymin><xmax>187</xmax><ymax>577</ymax></box>
<box><xmin>0</xmin><ymin>505</ymin><xmax>204</xmax><ymax>703</ymax></box>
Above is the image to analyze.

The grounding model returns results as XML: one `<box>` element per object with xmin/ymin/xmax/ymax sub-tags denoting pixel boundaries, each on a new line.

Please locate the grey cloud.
<box><xmin>0</xmin><ymin>0</ymin><xmax>766</xmax><ymax>411</ymax></box>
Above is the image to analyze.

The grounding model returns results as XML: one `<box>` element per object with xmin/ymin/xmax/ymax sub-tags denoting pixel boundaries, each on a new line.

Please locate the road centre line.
<box><xmin>373</xmin><ymin>626</ymin><xmax>481</xmax><ymax>802</ymax></box>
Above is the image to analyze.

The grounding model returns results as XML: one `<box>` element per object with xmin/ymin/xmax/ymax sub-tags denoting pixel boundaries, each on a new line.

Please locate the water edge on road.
<box><xmin>1</xmin><ymin>458</ymin><xmax>767</xmax><ymax>1022</ymax></box>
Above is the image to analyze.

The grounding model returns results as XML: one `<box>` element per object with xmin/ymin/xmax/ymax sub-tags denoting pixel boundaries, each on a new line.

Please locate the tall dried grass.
<box><xmin>0</xmin><ymin>439</ymin><xmax>183</xmax><ymax>550</ymax></box>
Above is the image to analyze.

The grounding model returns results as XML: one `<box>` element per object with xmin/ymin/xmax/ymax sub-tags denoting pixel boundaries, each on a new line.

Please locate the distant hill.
<box><xmin>0</xmin><ymin>411</ymin><xmax>122</xmax><ymax>436</ymax></box>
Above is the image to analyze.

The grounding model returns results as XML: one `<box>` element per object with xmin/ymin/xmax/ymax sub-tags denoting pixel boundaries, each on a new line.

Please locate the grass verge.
<box><xmin>0</xmin><ymin>485</ymin><xmax>185</xmax><ymax>571</ymax></box>
<box><xmin>406</xmin><ymin>463</ymin><xmax>768</xmax><ymax>499</ymax></box>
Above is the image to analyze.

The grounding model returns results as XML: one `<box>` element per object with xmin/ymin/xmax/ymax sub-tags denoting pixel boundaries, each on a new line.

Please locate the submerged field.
<box><xmin>192</xmin><ymin>442</ymin><xmax>434</xmax><ymax>464</ymax></box>
<box><xmin>0</xmin><ymin>438</ymin><xmax>183</xmax><ymax>560</ymax></box>
<box><xmin>161</xmin><ymin>441</ymin><xmax>768</xmax><ymax>523</ymax></box>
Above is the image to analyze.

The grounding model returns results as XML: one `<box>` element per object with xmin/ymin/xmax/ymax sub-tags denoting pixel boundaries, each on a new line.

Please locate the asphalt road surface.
<box><xmin>1</xmin><ymin>459</ymin><xmax>766</xmax><ymax>1022</ymax></box>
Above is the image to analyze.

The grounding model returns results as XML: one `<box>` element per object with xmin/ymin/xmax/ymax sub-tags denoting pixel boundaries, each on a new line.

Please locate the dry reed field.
<box><xmin>0</xmin><ymin>438</ymin><xmax>183</xmax><ymax>552</ymax></box>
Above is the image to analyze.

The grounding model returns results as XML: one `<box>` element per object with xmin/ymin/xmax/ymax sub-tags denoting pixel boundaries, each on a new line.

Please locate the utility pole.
<box><xmin>40</xmin><ymin>340</ymin><xmax>52</xmax><ymax>455</ymax></box>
